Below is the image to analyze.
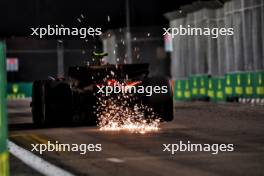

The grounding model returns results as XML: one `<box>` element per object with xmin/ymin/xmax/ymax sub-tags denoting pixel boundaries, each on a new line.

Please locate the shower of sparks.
<box><xmin>96</xmin><ymin>81</ymin><xmax>161</xmax><ymax>134</ymax></box>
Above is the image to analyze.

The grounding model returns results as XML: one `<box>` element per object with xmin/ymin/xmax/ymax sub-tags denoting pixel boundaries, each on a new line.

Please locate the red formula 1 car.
<box><xmin>31</xmin><ymin>53</ymin><xmax>173</xmax><ymax>126</ymax></box>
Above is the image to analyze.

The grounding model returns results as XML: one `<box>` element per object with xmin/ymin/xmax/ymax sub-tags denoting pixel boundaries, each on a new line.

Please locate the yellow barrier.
<box><xmin>0</xmin><ymin>152</ymin><xmax>9</xmax><ymax>176</ymax></box>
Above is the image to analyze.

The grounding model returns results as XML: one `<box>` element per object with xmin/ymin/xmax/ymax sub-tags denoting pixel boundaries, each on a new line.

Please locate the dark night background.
<box><xmin>0</xmin><ymin>0</ymin><xmax>214</xmax><ymax>37</ymax></box>
<box><xmin>1</xmin><ymin>0</ymin><xmax>225</xmax><ymax>82</ymax></box>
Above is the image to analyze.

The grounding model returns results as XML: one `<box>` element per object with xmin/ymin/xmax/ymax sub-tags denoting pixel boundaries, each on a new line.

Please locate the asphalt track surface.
<box><xmin>8</xmin><ymin>100</ymin><xmax>264</xmax><ymax>176</ymax></box>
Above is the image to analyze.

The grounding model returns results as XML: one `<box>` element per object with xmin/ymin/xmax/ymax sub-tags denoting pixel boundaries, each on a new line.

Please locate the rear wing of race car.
<box><xmin>68</xmin><ymin>63</ymin><xmax>150</xmax><ymax>82</ymax></box>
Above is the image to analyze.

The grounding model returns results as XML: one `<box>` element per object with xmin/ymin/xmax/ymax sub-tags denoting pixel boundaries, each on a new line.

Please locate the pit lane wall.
<box><xmin>0</xmin><ymin>41</ymin><xmax>9</xmax><ymax>176</ymax></box>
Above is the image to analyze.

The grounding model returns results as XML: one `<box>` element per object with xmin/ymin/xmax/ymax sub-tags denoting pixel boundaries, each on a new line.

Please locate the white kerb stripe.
<box><xmin>8</xmin><ymin>141</ymin><xmax>75</xmax><ymax>176</ymax></box>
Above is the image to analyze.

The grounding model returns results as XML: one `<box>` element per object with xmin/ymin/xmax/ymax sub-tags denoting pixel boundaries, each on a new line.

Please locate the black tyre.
<box><xmin>32</xmin><ymin>81</ymin><xmax>46</xmax><ymax>126</ymax></box>
<box><xmin>31</xmin><ymin>80</ymin><xmax>72</xmax><ymax>126</ymax></box>
<box><xmin>142</xmin><ymin>77</ymin><xmax>174</xmax><ymax>121</ymax></box>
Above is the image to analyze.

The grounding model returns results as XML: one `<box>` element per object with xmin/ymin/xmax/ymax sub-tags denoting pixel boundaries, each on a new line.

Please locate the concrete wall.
<box><xmin>166</xmin><ymin>0</ymin><xmax>264</xmax><ymax>78</ymax></box>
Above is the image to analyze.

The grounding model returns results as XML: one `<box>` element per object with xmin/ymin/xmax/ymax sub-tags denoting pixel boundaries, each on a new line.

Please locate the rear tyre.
<box><xmin>142</xmin><ymin>77</ymin><xmax>174</xmax><ymax>121</ymax></box>
<box><xmin>31</xmin><ymin>80</ymin><xmax>72</xmax><ymax>126</ymax></box>
<box><xmin>32</xmin><ymin>81</ymin><xmax>46</xmax><ymax>126</ymax></box>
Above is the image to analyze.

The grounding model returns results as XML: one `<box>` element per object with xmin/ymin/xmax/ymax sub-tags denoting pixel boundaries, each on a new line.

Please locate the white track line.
<box><xmin>106</xmin><ymin>158</ymin><xmax>125</xmax><ymax>163</ymax></box>
<box><xmin>8</xmin><ymin>141</ymin><xmax>75</xmax><ymax>176</ymax></box>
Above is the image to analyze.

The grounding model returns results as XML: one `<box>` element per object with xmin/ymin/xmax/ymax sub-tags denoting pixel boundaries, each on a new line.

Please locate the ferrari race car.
<box><xmin>31</xmin><ymin>53</ymin><xmax>173</xmax><ymax>126</ymax></box>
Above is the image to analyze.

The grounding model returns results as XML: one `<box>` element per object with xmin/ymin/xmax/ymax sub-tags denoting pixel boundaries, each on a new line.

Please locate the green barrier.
<box><xmin>244</xmin><ymin>72</ymin><xmax>255</xmax><ymax>98</ymax></box>
<box><xmin>174</xmin><ymin>79</ymin><xmax>191</xmax><ymax>101</ymax></box>
<box><xmin>207</xmin><ymin>77</ymin><xmax>226</xmax><ymax>102</ymax></box>
<box><xmin>216</xmin><ymin>77</ymin><xmax>226</xmax><ymax>101</ymax></box>
<box><xmin>189</xmin><ymin>74</ymin><xmax>209</xmax><ymax>99</ymax></box>
<box><xmin>225</xmin><ymin>72</ymin><xmax>246</xmax><ymax>98</ymax></box>
<box><xmin>254</xmin><ymin>71</ymin><xmax>264</xmax><ymax>98</ymax></box>
<box><xmin>207</xmin><ymin>77</ymin><xmax>217</xmax><ymax>101</ymax></box>
<box><xmin>189</xmin><ymin>76</ymin><xmax>199</xmax><ymax>98</ymax></box>
<box><xmin>7</xmin><ymin>82</ymin><xmax>32</xmax><ymax>100</ymax></box>
<box><xmin>174</xmin><ymin>80</ymin><xmax>184</xmax><ymax>101</ymax></box>
<box><xmin>183</xmin><ymin>79</ymin><xmax>191</xmax><ymax>100</ymax></box>
<box><xmin>243</xmin><ymin>71</ymin><xmax>264</xmax><ymax>98</ymax></box>
<box><xmin>174</xmin><ymin>72</ymin><xmax>263</xmax><ymax>102</ymax></box>
<box><xmin>0</xmin><ymin>41</ymin><xmax>9</xmax><ymax>175</ymax></box>
<box><xmin>225</xmin><ymin>73</ymin><xmax>235</xmax><ymax>97</ymax></box>
<box><xmin>225</xmin><ymin>71</ymin><xmax>264</xmax><ymax>99</ymax></box>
